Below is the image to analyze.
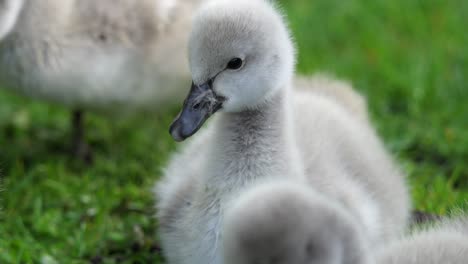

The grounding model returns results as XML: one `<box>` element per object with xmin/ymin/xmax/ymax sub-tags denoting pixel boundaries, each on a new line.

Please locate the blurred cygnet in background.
<box><xmin>0</xmin><ymin>0</ymin><xmax>204</xmax><ymax>161</ymax></box>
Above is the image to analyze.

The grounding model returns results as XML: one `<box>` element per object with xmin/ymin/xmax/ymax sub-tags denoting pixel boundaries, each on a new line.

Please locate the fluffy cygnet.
<box><xmin>155</xmin><ymin>0</ymin><xmax>409</xmax><ymax>263</ymax></box>
<box><xmin>0</xmin><ymin>0</ymin><xmax>203</xmax><ymax>160</ymax></box>
<box><xmin>376</xmin><ymin>215</ymin><xmax>468</xmax><ymax>264</ymax></box>
<box><xmin>223</xmin><ymin>181</ymin><xmax>372</xmax><ymax>264</ymax></box>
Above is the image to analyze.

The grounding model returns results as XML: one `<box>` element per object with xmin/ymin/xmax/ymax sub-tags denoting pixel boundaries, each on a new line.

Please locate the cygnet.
<box><xmin>0</xmin><ymin>0</ymin><xmax>203</xmax><ymax>160</ymax></box>
<box><xmin>155</xmin><ymin>1</ymin><xmax>410</xmax><ymax>263</ymax></box>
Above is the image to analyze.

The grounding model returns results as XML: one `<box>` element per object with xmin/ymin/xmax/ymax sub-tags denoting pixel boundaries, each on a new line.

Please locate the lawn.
<box><xmin>1</xmin><ymin>0</ymin><xmax>467</xmax><ymax>263</ymax></box>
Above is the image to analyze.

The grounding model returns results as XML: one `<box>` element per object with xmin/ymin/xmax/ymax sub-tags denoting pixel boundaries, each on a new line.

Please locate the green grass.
<box><xmin>1</xmin><ymin>0</ymin><xmax>467</xmax><ymax>262</ymax></box>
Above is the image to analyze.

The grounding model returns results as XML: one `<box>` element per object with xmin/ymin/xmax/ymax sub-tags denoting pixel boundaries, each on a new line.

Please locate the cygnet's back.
<box><xmin>0</xmin><ymin>0</ymin><xmax>200</xmax><ymax>111</ymax></box>
<box><xmin>294</xmin><ymin>75</ymin><xmax>368</xmax><ymax>121</ymax></box>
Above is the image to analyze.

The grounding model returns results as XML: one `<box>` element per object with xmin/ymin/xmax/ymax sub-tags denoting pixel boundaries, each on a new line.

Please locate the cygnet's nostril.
<box><xmin>192</xmin><ymin>103</ymin><xmax>201</xmax><ymax>110</ymax></box>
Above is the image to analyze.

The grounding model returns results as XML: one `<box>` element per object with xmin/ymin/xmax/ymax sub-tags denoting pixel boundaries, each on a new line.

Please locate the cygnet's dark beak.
<box><xmin>169</xmin><ymin>80</ymin><xmax>224</xmax><ymax>142</ymax></box>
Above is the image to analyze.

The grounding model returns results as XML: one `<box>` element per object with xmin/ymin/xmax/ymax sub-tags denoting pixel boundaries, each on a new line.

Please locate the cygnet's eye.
<box><xmin>226</xmin><ymin>58</ymin><xmax>244</xmax><ymax>70</ymax></box>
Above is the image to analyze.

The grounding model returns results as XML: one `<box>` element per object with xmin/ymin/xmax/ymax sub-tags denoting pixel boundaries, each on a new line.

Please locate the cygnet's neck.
<box><xmin>207</xmin><ymin>87</ymin><xmax>303</xmax><ymax>190</ymax></box>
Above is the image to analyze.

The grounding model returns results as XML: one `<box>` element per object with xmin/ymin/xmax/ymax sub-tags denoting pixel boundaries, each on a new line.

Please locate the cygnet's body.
<box><xmin>377</xmin><ymin>216</ymin><xmax>468</xmax><ymax>264</ymax></box>
<box><xmin>0</xmin><ymin>0</ymin><xmax>202</xmax><ymax>111</ymax></box>
<box><xmin>155</xmin><ymin>1</ymin><xmax>409</xmax><ymax>263</ymax></box>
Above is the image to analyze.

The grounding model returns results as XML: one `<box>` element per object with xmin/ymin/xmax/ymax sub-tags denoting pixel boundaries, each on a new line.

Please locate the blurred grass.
<box><xmin>1</xmin><ymin>0</ymin><xmax>467</xmax><ymax>262</ymax></box>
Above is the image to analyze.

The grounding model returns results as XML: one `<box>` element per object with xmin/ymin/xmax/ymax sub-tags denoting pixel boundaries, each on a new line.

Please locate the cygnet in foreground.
<box><xmin>0</xmin><ymin>0</ymin><xmax>203</xmax><ymax>160</ymax></box>
<box><xmin>377</xmin><ymin>215</ymin><xmax>468</xmax><ymax>264</ymax></box>
<box><xmin>155</xmin><ymin>0</ymin><xmax>409</xmax><ymax>263</ymax></box>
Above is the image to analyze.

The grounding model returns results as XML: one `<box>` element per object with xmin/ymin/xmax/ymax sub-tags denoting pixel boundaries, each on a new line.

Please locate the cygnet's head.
<box><xmin>170</xmin><ymin>0</ymin><xmax>295</xmax><ymax>141</ymax></box>
<box><xmin>0</xmin><ymin>0</ymin><xmax>24</xmax><ymax>40</ymax></box>
<box><xmin>223</xmin><ymin>182</ymin><xmax>371</xmax><ymax>264</ymax></box>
